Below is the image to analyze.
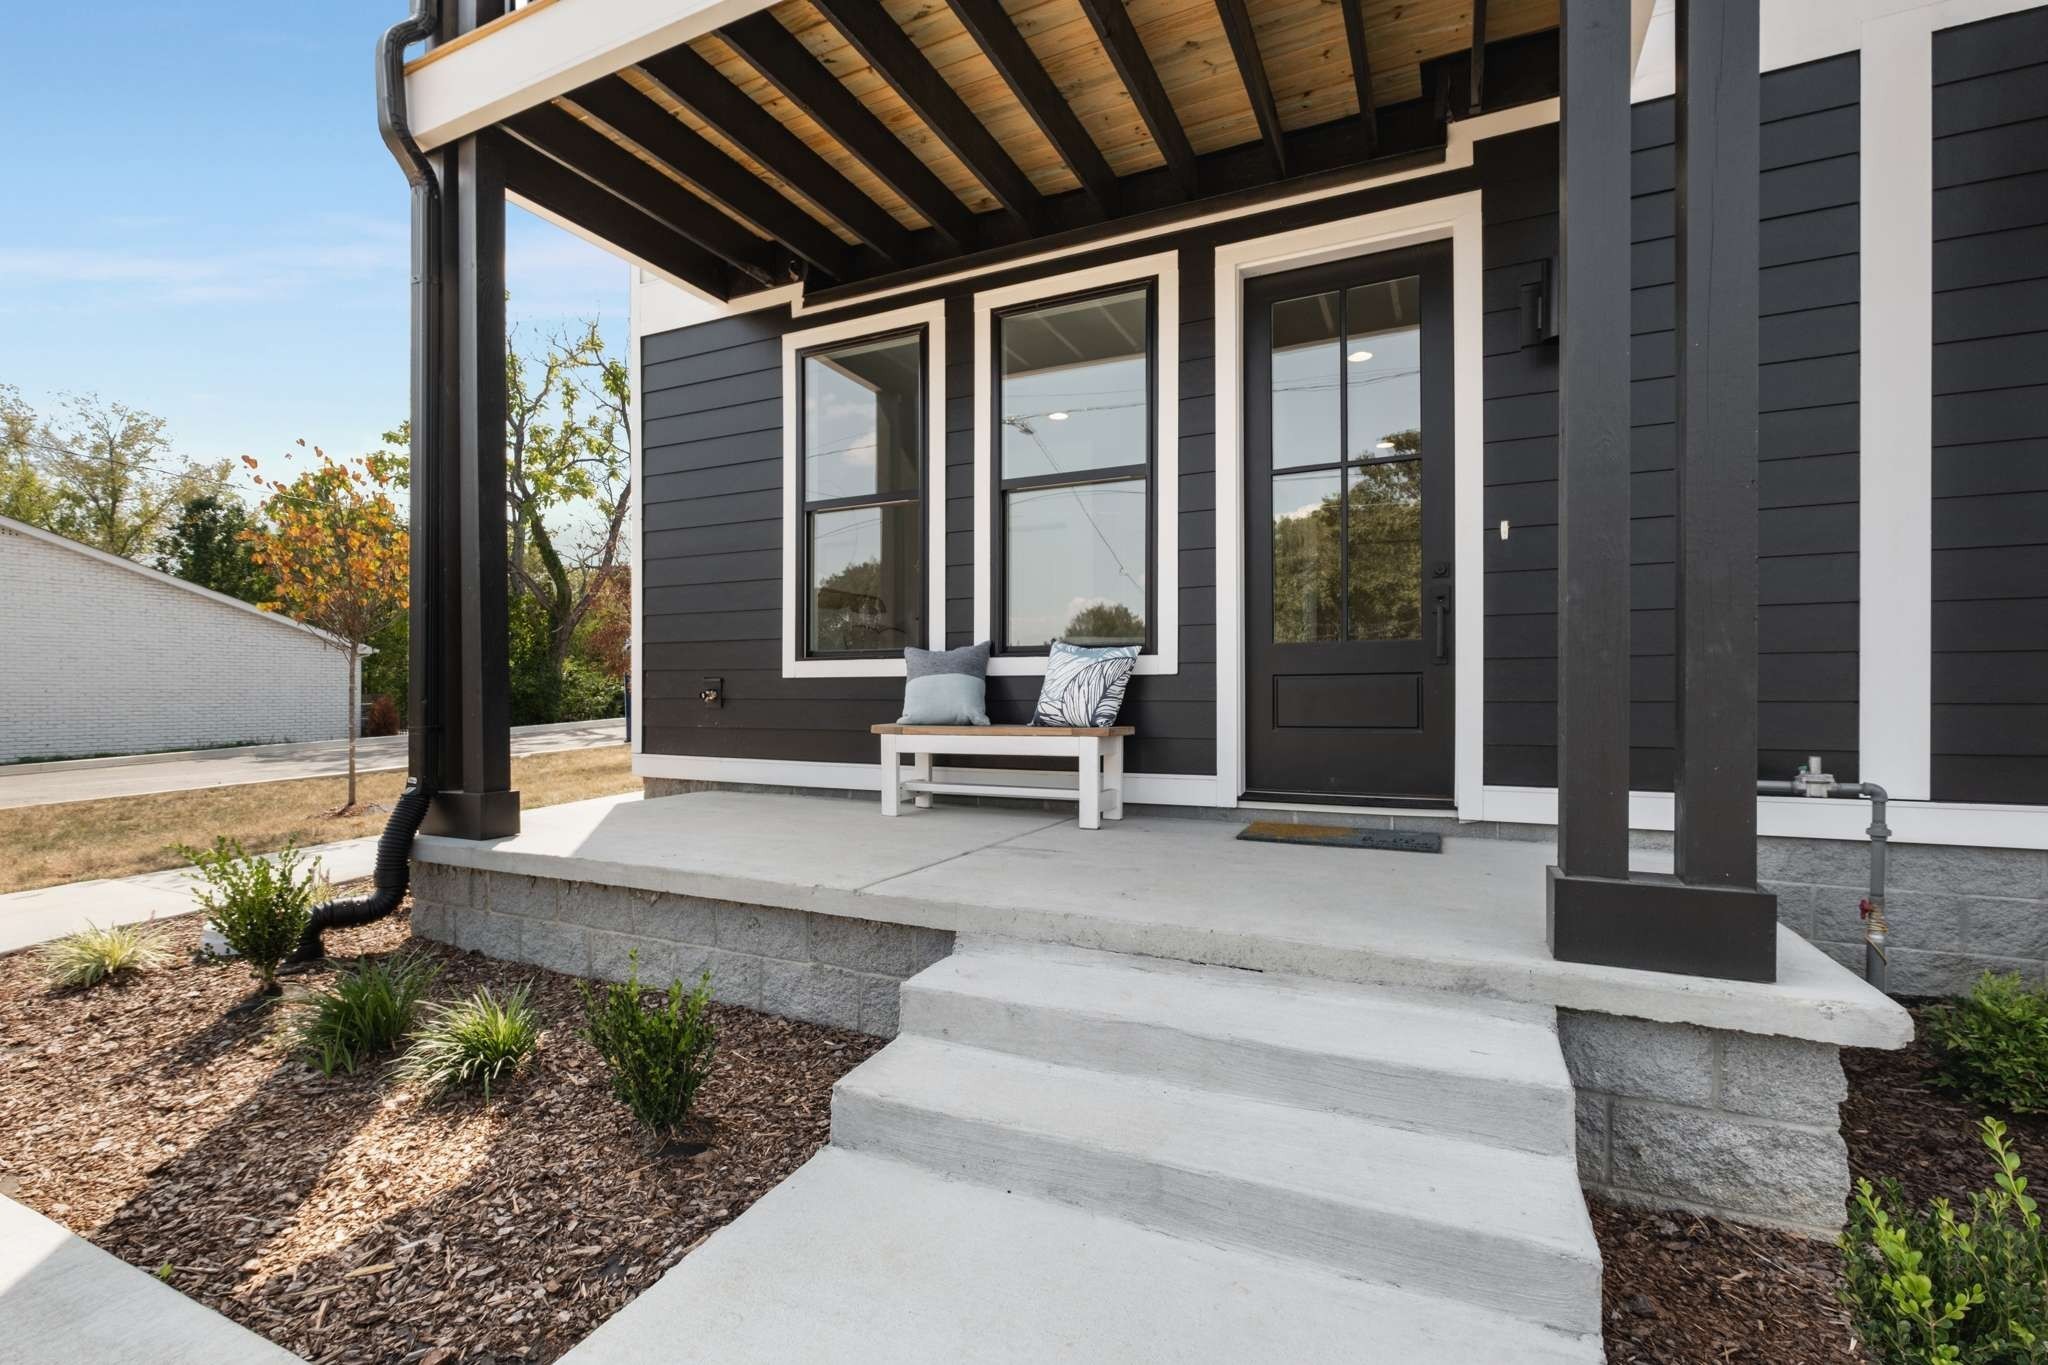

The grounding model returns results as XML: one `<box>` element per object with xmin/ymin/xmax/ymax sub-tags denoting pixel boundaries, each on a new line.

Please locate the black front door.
<box><xmin>1244</xmin><ymin>243</ymin><xmax>1455</xmax><ymax>804</ymax></box>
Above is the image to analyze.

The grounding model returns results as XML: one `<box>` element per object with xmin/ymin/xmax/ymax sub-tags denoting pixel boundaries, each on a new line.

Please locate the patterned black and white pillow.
<box><xmin>1032</xmin><ymin>641</ymin><xmax>1139</xmax><ymax>728</ymax></box>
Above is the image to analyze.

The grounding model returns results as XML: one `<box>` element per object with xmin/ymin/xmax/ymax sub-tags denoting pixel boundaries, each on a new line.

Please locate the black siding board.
<box><xmin>1932</xmin><ymin>10</ymin><xmax>2048</xmax><ymax>803</ymax></box>
<box><xmin>1481</xmin><ymin>56</ymin><xmax>1864</xmax><ymax>789</ymax></box>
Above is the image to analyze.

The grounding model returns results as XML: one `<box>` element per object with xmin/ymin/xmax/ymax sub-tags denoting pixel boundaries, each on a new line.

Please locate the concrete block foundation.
<box><xmin>1562</xmin><ymin>1010</ymin><xmax>1849</xmax><ymax>1234</ymax></box>
<box><xmin>409</xmin><ymin>862</ymin><xmax>953</xmax><ymax>1037</ymax></box>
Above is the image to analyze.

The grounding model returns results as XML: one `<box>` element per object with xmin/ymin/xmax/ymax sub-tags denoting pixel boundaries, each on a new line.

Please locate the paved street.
<box><xmin>0</xmin><ymin>719</ymin><xmax>624</xmax><ymax>809</ymax></box>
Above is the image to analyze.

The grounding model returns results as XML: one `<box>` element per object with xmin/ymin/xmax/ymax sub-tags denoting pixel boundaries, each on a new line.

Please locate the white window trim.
<box><xmin>780</xmin><ymin>299</ymin><xmax>948</xmax><ymax>679</ymax></box>
<box><xmin>1213</xmin><ymin>192</ymin><xmax>1488</xmax><ymax>816</ymax></box>
<box><xmin>972</xmin><ymin>251</ymin><xmax>1180</xmax><ymax>677</ymax></box>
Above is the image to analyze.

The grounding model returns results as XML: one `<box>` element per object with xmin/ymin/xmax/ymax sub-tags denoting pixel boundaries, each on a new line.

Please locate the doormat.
<box><xmin>1235</xmin><ymin>821</ymin><xmax>1442</xmax><ymax>853</ymax></box>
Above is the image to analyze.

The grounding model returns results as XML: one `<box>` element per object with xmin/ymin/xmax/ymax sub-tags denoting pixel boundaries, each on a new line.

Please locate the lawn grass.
<box><xmin>0</xmin><ymin>746</ymin><xmax>636</xmax><ymax>895</ymax></box>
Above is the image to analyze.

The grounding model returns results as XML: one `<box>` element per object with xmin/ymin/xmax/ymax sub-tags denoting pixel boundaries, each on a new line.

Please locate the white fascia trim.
<box><xmin>406</xmin><ymin>0</ymin><xmax>780</xmax><ymax>152</ymax></box>
<box><xmin>780</xmin><ymin>300</ymin><xmax>949</xmax><ymax>679</ymax></box>
<box><xmin>633</xmin><ymin>751</ymin><xmax>1217</xmax><ymax>806</ymax></box>
<box><xmin>971</xmin><ymin>251</ymin><xmax>1180</xmax><ymax>678</ymax></box>
<box><xmin>0</xmin><ymin>514</ymin><xmax>361</xmax><ymax>654</ymax></box>
<box><xmin>1480</xmin><ymin>785</ymin><xmax>2048</xmax><ymax>851</ymax></box>
<box><xmin>1212</xmin><ymin>191</ymin><xmax>1487</xmax><ymax>817</ymax></box>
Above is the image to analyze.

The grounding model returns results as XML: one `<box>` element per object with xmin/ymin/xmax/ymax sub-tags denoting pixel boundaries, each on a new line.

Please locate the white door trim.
<box><xmin>1213</xmin><ymin>191</ymin><xmax>1487</xmax><ymax>816</ymax></box>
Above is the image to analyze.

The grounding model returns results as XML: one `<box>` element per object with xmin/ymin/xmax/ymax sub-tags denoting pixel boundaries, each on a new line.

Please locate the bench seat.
<box><xmin>870</xmin><ymin>724</ymin><xmax>1132</xmax><ymax>828</ymax></box>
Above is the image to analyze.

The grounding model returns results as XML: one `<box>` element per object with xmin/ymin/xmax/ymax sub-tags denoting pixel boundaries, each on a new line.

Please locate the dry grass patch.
<box><xmin>0</xmin><ymin>746</ymin><xmax>636</xmax><ymax>894</ymax></box>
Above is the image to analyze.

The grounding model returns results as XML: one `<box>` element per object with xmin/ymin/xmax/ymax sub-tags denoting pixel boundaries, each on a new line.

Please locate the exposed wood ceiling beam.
<box><xmin>720</xmin><ymin>13</ymin><xmax>980</xmax><ymax>250</ymax></box>
<box><xmin>563</xmin><ymin>77</ymin><xmax>854</xmax><ymax>281</ymax></box>
<box><xmin>494</xmin><ymin>131</ymin><xmax>733</xmax><ymax>300</ymax></box>
<box><xmin>944</xmin><ymin>0</ymin><xmax>1120</xmax><ymax>215</ymax></box>
<box><xmin>636</xmin><ymin>44</ymin><xmax>920</xmax><ymax>265</ymax></box>
<box><xmin>1075</xmin><ymin>0</ymin><xmax>1198</xmax><ymax>198</ymax></box>
<box><xmin>1213</xmin><ymin>0</ymin><xmax>1287</xmax><ymax>176</ymax></box>
<box><xmin>1338</xmin><ymin>0</ymin><xmax>1380</xmax><ymax>157</ymax></box>
<box><xmin>1470</xmin><ymin>0</ymin><xmax>1489</xmax><ymax>111</ymax></box>
<box><xmin>503</xmin><ymin>103</ymin><xmax>785</xmax><ymax>285</ymax></box>
<box><xmin>807</xmin><ymin>0</ymin><xmax>1052</xmax><ymax>235</ymax></box>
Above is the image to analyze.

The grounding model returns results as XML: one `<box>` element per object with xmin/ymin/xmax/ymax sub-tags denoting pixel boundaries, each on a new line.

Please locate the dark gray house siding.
<box><xmin>1931</xmin><ymin>8</ymin><xmax>2048</xmax><ymax>805</ymax></box>
<box><xmin>1480</xmin><ymin>53</ymin><xmax>1863</xmax><ymax>790</ymax></box>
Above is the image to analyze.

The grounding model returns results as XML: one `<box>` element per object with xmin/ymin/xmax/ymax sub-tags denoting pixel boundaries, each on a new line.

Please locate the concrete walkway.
<box><xmin>0</xmin><ymin>719</ymin><xmax>623</xmax><ymax>809</ymax></box>
<box><xmin>0</xmin><ymin>1195</ymin><xmax>298</xmax><ymax>1363</ymax></box>
<box><xmin>0</xmin><ymin>836</ymin><xmax>378</xmax><ymax>955</ymax></box>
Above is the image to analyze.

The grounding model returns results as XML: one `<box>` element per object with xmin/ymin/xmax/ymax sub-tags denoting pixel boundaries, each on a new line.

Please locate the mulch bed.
<box><xmin>1596</xmin><ymin>1001</ymin><xmax>2040</xmax><ymax>1363</ymax></box>
<box><xmin>0</xmin><ymin>905</ymin><xmax>883</xmax><ymax>1365</ymax></box>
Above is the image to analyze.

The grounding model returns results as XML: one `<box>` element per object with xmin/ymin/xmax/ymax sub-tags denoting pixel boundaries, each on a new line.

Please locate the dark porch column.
<box><xmin>414</xmin><ymin>131</ymin><xmax>519</xmax><ymax>840</ymax></box>
<box><xmin>1548</xmin><ymin>0</ymin><xmax>1776</xmax><ymax>981</ymax></box>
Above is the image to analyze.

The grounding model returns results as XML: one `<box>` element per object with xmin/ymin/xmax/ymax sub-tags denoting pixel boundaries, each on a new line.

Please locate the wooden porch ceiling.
<box><xmin>490</xmin><ymin>0</ymin><xmax>1560</xmax><ymax>301</ymax></box>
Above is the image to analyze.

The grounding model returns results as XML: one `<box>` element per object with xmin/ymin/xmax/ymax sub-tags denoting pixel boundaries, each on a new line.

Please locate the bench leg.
<box><xmin>879</xmin><ymin>736</ymin><xmax>901</xmax><ymax>816</ymax></box>
<box><xmin>1104</xmin><ymin>736</ymin><xmax>1124</xmax><ymax>820</ymax></box>
<box><xmin>910</xmin><ymin>749</ymin><xmax>932</xmax><ymax>808</ymax></box>
<box><xmin>1077</xmin><ymin>737</ymin><xmax>1102</xmax><ymax>830</ymax></box>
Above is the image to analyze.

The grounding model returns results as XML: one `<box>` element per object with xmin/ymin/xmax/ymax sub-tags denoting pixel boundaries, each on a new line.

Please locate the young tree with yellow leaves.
<box><xmin>244</xmin><ymin>441</ymin><xmax>409</xmax><ymax>812</ymax></box>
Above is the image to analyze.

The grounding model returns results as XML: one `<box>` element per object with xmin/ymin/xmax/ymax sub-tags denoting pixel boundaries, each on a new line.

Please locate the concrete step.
<box><xmin>900</xmin><ymin>940</ymin><xmax>1575</xmax><ymax>1153</ymax></box>
<box><xmin>562</xmin><ymin>1148</ymin><xmax>1606</xmax><ymax>1364</ymax></box>
<box><xmin>833</xmin><ymin>1035</ymin><xmax>1603</xmax><ymax>1336</ymax></box>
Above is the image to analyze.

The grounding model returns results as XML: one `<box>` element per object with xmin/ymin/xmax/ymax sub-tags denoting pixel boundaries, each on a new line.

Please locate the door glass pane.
<box><xmin>1270</xmin><ymin>291</ymin><xmax>1340</xmax><ymax>469</ymax></box>
<box><xmin>804</xmin><ymin>332</ymin><xmax>922</xmax><ymax>500</ymax></box>
<box><xmin>1000</xmin><ymin>289</ymin><xmax>1149</xmax><ymax>481</ymax></box>
<box><xmin>1271</xmin><ymin>470</ymin><xmax>1342</xmax><ymax>642</ymax></box>
<box><xmin>1345</xmin><ymin>460</ymin><xmax>1423</xmax><ymax>640</ymax></box>
<box><xmin>1004</xmin><ymin>479</ymin><xmax>1147</xmax><ymax>647</ymax></box>
<box><xmin>1346</xmin><ymin>277</ymin><xmax>1422</xmax><ymax>461</ymax></box>
<box><xmin>809</xmin><ymin>503</ymin><xmax>920</xmax><ymax>653</ymax></box>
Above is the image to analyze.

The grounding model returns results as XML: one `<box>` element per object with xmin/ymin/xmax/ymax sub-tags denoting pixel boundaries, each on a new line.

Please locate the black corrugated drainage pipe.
<box><xmin>1757</xmin><ymin>758</ymin><xmax>1890</xmax><ymax>992</ymax></box>
<box><xmin>291</xmin><ymin>0</ymin><xmax>444</xmax><ymax>963</ymax></box>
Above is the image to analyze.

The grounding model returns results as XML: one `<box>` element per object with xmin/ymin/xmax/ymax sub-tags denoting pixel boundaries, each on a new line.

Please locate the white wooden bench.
<box><xmin>871</xmin><ymin>724</ymin><xmax>1133</xmax><ymax>829</ymax></box>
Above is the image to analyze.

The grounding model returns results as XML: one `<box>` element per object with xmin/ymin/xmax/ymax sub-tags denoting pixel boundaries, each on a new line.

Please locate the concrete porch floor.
<box><xmin>413</xmin><ymin>789</ymin><xmax>1909</xmax><ymax>1049</ymax></box>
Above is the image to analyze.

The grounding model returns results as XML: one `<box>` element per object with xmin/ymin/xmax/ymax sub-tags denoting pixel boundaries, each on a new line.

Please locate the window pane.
<box><xmin>1345</xmin><ymin>460</ymin><xmax>1423</xmax><ymax>640</ymax></box>
<box><xmin>804</xmin><ymin>332</ymin><xmax>921</xmax><ymax>501</ymax></box>
<box><xmin>1271</xmin><ymin>470</ymin><xmax>1342</xmax><ymax>643</ymax></box>
<box><xmin>1000</xmin><ymin>288</ymin><xmax>1148</xmax><ymax>481</ymax></box>
<box><xmin>1345</xmin><ymin>277</ymin><xmax>1422</xmax><ymax>461</ymax></box>
<box><xmin>1270</xmin><ymin>291</ymin><xmax>1341</xmax><ymax>470</ymax></box>
<box><xmin>1005</xmin><ymin>479</ymin><xmax>1146</xmax><ymax>648</ymax></box>
<box><xmin>809</xmin><ymin>503</ymin><xmax>920</xmax><ymax>653</ymax></box>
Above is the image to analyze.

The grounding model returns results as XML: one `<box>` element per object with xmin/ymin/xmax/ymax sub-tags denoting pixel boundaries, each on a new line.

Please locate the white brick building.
<box><xmin>0</xmin><ymin>515</ymin><xmax>363</xmax><ymax>764</ymax></box>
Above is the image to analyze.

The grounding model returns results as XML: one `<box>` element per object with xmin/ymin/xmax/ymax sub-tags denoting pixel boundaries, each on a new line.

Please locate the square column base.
<box><xmin>422</xmin><ymin>788</ymin><xmax>522</xmax><ymax>841</ymax></box>
<box><xmin>1548</xmin><ymin>865</ymin><xmax>1778</xmax><ymax>982</ymax></box>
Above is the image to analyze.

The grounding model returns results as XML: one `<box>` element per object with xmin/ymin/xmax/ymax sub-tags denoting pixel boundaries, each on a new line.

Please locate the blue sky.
<box><xmin>0</xmin><ymin>2</ymin><xmax>628</xmax><ymax>493</ymax></box>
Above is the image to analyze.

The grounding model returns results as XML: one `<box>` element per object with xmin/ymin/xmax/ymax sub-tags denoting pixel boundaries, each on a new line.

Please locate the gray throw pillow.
<box><xmin>899</xmin><ymin>640</ymin><xmax>992</xmax><ymax>726</ymax></box>
<box><xmin>1033</xmin><ymin>641</ymin><xmax>1139</xmax><ymax>728</ymax></box>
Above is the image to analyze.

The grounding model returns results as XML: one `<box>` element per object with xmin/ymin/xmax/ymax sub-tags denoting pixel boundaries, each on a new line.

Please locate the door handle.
<box><xmin>1433</xmin><ymin>594</ymin><xmax>1450</xmax><ymax>663</ymax></box>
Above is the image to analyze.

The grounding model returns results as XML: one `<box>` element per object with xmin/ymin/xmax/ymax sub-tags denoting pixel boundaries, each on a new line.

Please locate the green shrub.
<box><xmin>181</xmin><ymin>837</ymin><xmax>322</xmax><ymax>994</ymax></box>
<box><xmin>296</xmin><ymin>953</ymin><xmax>439</xmax><ymax>1075</ymax></box>
<box><xmin>1840</xmin><ymin>1117</ymin><xmax>2048</xmax><ymax>1363</ymax></box>
<box><xmin>1926</xmin><ymin>972</ymin><xmax>2048</xmax><ymax>1114</ymax></box>
<box><xmin>581</xmin><ymin>956</ymin><xmax>718</xmax><ymax>1142</ymax></box>
<box><xmin>40</xmin><ymin>922</ymin><xmax>168</xmax><ymax>989</ymax></box>
<box><xmin>395</xmin><ymin>985</ymin><xmax>540</xmax><ymax>1099</ymax></box>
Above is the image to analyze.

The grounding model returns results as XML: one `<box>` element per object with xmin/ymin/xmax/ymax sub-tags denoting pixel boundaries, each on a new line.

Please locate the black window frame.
<box><xmin>795</xmin><ymin>323</ymin><xmax>930</xmax><ymax>661</ymax></box>
<box><xmin>989</xmin><ymin>278</ymin><xmax>1159</xmax><ymax>657</ymax></box>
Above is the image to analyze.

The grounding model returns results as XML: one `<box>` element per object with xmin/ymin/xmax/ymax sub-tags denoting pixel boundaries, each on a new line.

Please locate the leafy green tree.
<box><xmin>1063</xmin><ymin>601</ymin><xmax>1144</xmax><ymax>644</ymax></box>
<box><xmin>505</xmin><ymin>320</ymin><xmax>632</xmax><ymax>698</ymax></box>
<box><xmin>154</xmin><ymin>494</ymin><xmax>272</xmax><ymax>602</ymax></box>
<box><xmin>0</xmin><ymin>386</ymin><xmax>62</xmax><ymax>527</ymax></box>
<box><xmin>10</xmin><ymin>390</ymin><xmax>230</xmax><ymax>557</ymax></box>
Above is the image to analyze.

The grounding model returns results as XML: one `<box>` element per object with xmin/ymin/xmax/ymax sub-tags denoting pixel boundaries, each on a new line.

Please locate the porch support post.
<box><xmin>1550</xmin><ymin>0</ymin><xmax>1633</xmax><ymax>888</ymax></box>
<box><xmin>419</xmin><ymin>130</ymin><xmax>519</xmax><ymax>839</ymax></box>
<box><xmin>1550</xmin><ymin>0</ymin><xmax>1777</xmax><ymax>982</ymax></box>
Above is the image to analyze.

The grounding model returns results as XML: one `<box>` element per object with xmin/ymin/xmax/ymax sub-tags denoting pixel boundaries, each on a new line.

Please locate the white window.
<box><xmin>974</xmin><ymin>253</ymin><xmax>1180</xmax><ymax>676</ymax></box>
<box><xmin>781</xmin><ymin>301</ymin><xmax>947</xmax><ymax>678</ymax></box>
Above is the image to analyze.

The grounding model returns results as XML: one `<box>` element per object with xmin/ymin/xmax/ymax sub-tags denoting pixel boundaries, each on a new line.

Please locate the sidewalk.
<box><xmin>0</xmin><ymin>836</ymin><xmax>379</xmax><ymax>956</ymax></box>
<box><xmin>0</xmin><ymin>719</ymin><xmax>624</xmax><ymax>809</ymax></box>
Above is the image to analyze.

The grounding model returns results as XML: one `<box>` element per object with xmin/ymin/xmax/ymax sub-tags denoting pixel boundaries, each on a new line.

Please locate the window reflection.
<box><xmin>1005</xmin><ymin>480</ymin><xmax>1147</xmax><ymax>648</ymax></box>
<box><xmin>1345</xmin><ymin>277</ymin><xmax>1422</xmax><ymax>462</ymax></box>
